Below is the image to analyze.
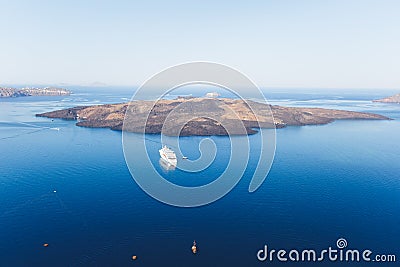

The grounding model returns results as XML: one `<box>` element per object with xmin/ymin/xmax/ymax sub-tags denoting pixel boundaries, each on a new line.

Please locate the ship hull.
<box><xmin>159</xmin><ymin>149</ymin><xmax>177</xmax><ymax>166</ymax></box>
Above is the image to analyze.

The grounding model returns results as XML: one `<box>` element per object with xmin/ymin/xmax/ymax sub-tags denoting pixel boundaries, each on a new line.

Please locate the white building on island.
<box><xmin>205</xmin><ymin>92</ymin><xmax>220</xmax><ymax>98</ymax></box>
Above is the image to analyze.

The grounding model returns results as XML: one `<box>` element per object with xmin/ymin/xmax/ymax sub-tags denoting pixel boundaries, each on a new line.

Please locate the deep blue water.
<box><xmin>0</xmin><ymin>89</ymin><xmax>399</xmax><ymax>266</ymax></box>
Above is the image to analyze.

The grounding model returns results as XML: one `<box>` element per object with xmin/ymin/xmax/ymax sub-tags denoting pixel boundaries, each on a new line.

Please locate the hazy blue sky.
<box><xmin>0</xmin><ymin>0</ymin><xmax>399</xmax><ymax>88</ymax></box>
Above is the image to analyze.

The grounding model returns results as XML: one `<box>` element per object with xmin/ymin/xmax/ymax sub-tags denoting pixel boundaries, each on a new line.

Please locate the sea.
<box><xmin>0</xmin><ymin>87</ymin><xmax>399</xmax><ymax>266</ymax></box>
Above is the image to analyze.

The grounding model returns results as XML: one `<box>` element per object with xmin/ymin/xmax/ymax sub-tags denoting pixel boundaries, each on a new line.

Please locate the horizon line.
<box><xmin>1</xmin><ymin>83</ymin><xmax>399</xmax><ymax>91</ymax></box>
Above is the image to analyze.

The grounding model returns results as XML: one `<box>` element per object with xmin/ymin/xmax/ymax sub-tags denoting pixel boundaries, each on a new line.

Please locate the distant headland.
<box><xmin>36</xmin><ymin>97</ymin><xmax>390</xmax><ymax>136</ymax></box>
<box><xmin>0</xmin><ymin>86</ymin><xmax>71</xmax><ymax>98</ymax></box>
<box><xmin>373</xmin><ymin>94</ymin><xmax>400</xmax><ymax>104</ymax></box>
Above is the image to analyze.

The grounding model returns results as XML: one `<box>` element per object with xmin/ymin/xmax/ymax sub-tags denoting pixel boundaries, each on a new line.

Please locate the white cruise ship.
<box><xmin>159</xmin><ymin>145</ymin><xmax>177</xmax><ymax>166</ymax></box>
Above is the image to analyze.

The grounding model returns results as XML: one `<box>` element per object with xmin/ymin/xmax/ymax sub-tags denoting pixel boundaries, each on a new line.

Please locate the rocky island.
<box><xmin>373</xmin><ymin>94</ymin><xmax>400</xmax><ymax>104</ymax></box>
<box><xmin>0</xmin><ymin>86</ymin><xmax>71</xmax><ymax>97</ymax></box>
<box><xmin>36</xmin><ymin>97</ymin><xmax>390</xmax><ymax>136</ymax></box>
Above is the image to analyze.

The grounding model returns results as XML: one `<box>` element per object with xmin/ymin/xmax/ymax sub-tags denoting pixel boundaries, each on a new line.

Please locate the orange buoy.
<box><xmin>132</xmin><ymin>255</ymin><xmax>137</xmax><ymax>260</ymax></box>
<box><xmin>191</xmin><ymin>240</ymin><xmax>197</xmax><ymax>254</ymax></box>
<box><xmin>43</xmin><ymin>243</ymin><xmax>49</xmax><ymax>247</ymax></box>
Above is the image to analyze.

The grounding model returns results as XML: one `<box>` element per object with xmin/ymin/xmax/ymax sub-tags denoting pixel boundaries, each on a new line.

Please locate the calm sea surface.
<box><xmin>0</xmin><ymin>88</ymin><xmax>399</xmax><ymax>266</ymax></box>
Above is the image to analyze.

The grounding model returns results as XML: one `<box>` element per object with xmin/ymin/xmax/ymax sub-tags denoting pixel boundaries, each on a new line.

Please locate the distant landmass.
<box><xmin>36</xmin><ymin>97</ymin><xmax>390</xmax><ymax>136</ymax></box>
<box><xmin>373</xmin><ymin>94</ymin><xmax>400</xmax><ymax>104</ymax></box>
<box><xmin>0</xmin><ymin>87</ymin><xmax>71</xmax><ymax>98</ymax></box>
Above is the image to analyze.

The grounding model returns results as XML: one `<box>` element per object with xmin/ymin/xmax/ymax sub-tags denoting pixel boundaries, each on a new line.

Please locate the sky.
<box><xmin>0</xmin><ymin>0</ymin><xmax>399</xmax><ymax>89</ymax></box>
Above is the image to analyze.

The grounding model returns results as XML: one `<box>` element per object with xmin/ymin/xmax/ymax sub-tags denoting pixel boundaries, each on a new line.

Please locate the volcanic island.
<box><xmin>36</xmin><ymin>97</ymin><xmax>390</xmax><ymax>136</ymax></box>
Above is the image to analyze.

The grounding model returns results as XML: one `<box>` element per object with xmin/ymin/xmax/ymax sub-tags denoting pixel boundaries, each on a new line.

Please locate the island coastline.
<box><xmin>36</xmin><ymin>97</ymin><xmax>391</xmax><ymax>136</ymax></box>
